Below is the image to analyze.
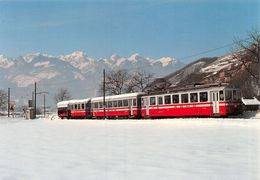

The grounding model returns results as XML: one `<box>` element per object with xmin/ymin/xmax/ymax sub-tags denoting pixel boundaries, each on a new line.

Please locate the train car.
<box><xmin>57</xmin><ymin>84</ymin><xmax>242</xmax><ymax>119</ymax></box>
<box><xmin>91</xmin><ymin>93</ymin><xmax>145</xmax><ymax>119</ymax></box>
<box><xmin>68</xmin><ymin>99</ymin><xmax>91</xmax><ymax>119</ymax></box>
<box><xmin>141</xmin><ymin>84</ymin><xmax>242</xmax><ymax>118</ymax></box>
<box><xmin>57</xmin><ymin>100</ymin><xmax>70</xmax><ymax>119</ymax></box>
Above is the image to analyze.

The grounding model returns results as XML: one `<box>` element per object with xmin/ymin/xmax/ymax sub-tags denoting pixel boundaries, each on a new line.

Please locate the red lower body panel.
<box><xmin>70</xmin><ymin>110</ymin><xmax>91</xmax><ymax>118</ymax></box>
<box><xmin>92</xmin><ymin>107</ymin><xmax>140</xmax><ymax>118</ymax></box>
<box><xmin>141</xmin><ymin>101</ymin><xmax>242</xmax><ymax>118</ymax></box>
<box><xmin>143</xmin><ymin>103</ymin><xmax>213</xmax><ymax>118</ymax></box>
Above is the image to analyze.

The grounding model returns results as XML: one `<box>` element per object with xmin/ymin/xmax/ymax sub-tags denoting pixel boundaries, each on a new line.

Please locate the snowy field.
<box><xmin>0</xmin><ymin>113</ymin><xmax>259</xmax><ymax>180</ymax></box>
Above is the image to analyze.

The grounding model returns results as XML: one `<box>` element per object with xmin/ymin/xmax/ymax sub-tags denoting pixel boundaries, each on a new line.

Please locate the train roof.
<box><xmin>68</xmin><ymin>98</ymin><xmax>91</xmax><ymax>104</ymax></box>
<box><xmin>57</xmin><ymin>100</ymin><xmax>70</xmax><ymax>108</ymax></box>
<box><xmin>57</xmin><ymin>98</ymin><xmax>91</xmax><ymax>107</ymax></box>
<box><xmin>91</xmin><ymin>92</ymin><xmax>145</xmax><ymax>102</ymax></box>
<box><xmin>147</xmin><ymin>83</ymin><xmax>238</xmax><ymax>95</ymax></box>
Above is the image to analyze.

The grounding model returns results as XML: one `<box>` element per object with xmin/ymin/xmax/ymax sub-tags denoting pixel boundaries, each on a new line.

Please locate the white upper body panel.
<box><xmin>91</xmin><ymin>92</ymin><xmax>145</xmax><ymax>102</ymax></box>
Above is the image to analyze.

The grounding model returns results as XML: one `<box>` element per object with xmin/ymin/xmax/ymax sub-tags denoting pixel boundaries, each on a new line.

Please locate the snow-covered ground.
<box><xmin>0</xmin><ymin>114</ymin><xmax>259</xmax><ymax>180</ymax></box>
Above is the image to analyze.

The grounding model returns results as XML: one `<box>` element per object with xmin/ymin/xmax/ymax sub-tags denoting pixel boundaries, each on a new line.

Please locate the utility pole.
<box><xmin>34</xmin><ymin>82</ymin><xmax>37</xmax><ymax>117</ymax></box>
<box><xmin>7</xmin><ymin>88</ymin><xmax>10</xmax><ymax>117</ymax></box>
<box><xmin>43</xmin><ymin>94</ymin><xmax>46</xmax><ymax>117</ymax></box>
<box><xmin>103</xmin><ymin>69</ymin><xmax>106</xmax><ymax>120</ymax></box>
<box><xmin>37</xmin><ymin>91</ymin><xmax>48</xmax><ymax>118</ymax></box>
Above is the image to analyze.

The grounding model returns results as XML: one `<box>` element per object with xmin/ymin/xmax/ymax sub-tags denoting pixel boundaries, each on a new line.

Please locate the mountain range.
<box><xmin>0</xmin><ymin>51</ymin><xmax>184</xmax><ymax>107</ymax></box>
<box><xmin>1</xmin><ymin>50</ymin><xmax>259</xmax><ymax>108</ymax></box>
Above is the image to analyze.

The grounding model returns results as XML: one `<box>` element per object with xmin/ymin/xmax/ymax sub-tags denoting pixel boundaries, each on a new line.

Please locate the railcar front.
<box><xmin>219</xmin><ymin>88</ymin><xmax>242</xmax><ymax>116</ymax></box>
<box><xmin>57</xmin><ymin>100</ymin><xmax>70</xmax><ymax>119</ymax></box>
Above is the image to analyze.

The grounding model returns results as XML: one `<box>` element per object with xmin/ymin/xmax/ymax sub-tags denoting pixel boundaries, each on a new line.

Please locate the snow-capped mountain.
<box><xmin>0</xmin><ymin>51</ymin><xmax>184</xmax><ymax>106</ymax></box>
<box><xmin>0</xmin><ymin>54</ymin><xmax>14</xmax><ymax>68</ymax></box>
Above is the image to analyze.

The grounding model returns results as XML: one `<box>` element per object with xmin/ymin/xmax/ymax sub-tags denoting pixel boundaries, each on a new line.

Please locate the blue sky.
<box><xmin>0</xmin><ymin>0</ymin><xmax>259</xmax><ymax>63</ymax></box>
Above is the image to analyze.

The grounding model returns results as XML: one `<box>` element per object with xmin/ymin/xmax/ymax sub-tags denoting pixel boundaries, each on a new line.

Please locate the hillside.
<box><xmin>149</xmin><ymin>53</ymin><xmax>259</xmax><ymax>98</ymax></box>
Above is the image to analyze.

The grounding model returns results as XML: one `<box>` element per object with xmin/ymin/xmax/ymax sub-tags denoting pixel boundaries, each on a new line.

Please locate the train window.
<box><xmin>99</xmin><ymin>102</ymin><xmax>103</xmax><ymax>108</ymax></box>
<box><xmin>237</xmin><ymin>90</ymin><xmax>241</xmax><ymax>98</ymax></box>
<box><xmin>172</xmin><ymin>95</ymin><xmax>179</xmax><ymax>104</ymax></box>
<box><xmin>225</xmin><ymin>90</ymin><xmax>232</xmax><ymax>100</ymax></box>
<box><xmin>164</xmin><ymin>95</ymin><xmax>171</xmax><ymax>104</ymax></box>
<box><xmin>233</xmin><ymin>90</ymin><xmax>237</xmax><ymax>100</ymax></box>
<box><xmin>94</xmin><ymin>103</ymin><xmax>98</xmax><ymax>108</ymax></box>
<box><xmin>108</xmin><ymin>101</ymin><xmax>112</xmax><ymax>108</ymax></box>
<box><xmin>190</xmin><ymin>93</ymin><xmax>198</xmax><ymax>102</ymax></box>
<box><xmin>118</xmin><ymin>100</ymin><xmax>123</xmax><ymax>107</ymax></box>
<box><xmin>133</xmin><ymin>99</ymin><xmax>137</xmax><ymax>106</ymax></box>
<box><xmin>129</xmin><ymin>99</ymin><xmax>132</xmax><ymax>106</ymax></box>
<box><xmin>199</xmin><ymin>92</ymin><xmax>208</xmax><ymax>102</ymax></box>
<box><xmin>113</xmin><ymin>101</ymin><xmax>118</xmax><ymax>107</ymax></box>
<box><xmin>123</xmin><ymin>100</ymin><xmax>128</xmax><ymax>106</ymax></box>
<box><xmin>150</xmin><ymin>97</ymin><xmax>156</xmax><ymax>105</ymax></box>
<box><xmin>141</xmin><ymin>98</ymin><xmax>145</xmax><ymax>106</ymax></box>
<box><xmin>75</xmin><ymin>104</ymin><xmax>77</xmax><ymax>109</ymax></box>
<box><xmin>219</xmin><ymin>91</ymin><xmax>224</xmax><ymax>101</ymax></box>
<box><xmin>181</xmin><ymin>94</ymin><xmax>189</xmax><ymax>103</ymax></box>
<box><xmin>158</xmin><ymin>96</ymin><xmax>163</xmax><ymax>105</ymax></box>
<box><xmin>82</xmin><ymin>104</ymin><xmax>85</xmax><ymax>109</ymax></box>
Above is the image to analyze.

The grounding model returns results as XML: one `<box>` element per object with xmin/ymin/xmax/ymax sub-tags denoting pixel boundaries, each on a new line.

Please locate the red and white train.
<box><xmin>57</xmin><ymin>84</ymin><xmax>242</xmax><ymax>119</ymax></box>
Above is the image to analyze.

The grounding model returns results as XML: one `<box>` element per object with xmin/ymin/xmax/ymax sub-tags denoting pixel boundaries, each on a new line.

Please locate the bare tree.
<box><xmin>128</xmin><ymin>70</ymin><xmax>154</xmax><ymax>92</ymax></box>
<box><xmin>0</xmin><ymin>89</ymin><xmax>7</xmax><ymax>111</ymax></box>
<box><xmin>145</xmin><ymin>78</ymin><xmax>172</xmax><ymax>93</ymax></box>
<box><xmin>54</xmin><ymin>88</ymin><xmax>71</xmax><ymax>104</ymax></box>
<box><xmin>232</xmin><ymin>30</ymin><xmax>260</xmax><ymax>83</ymax></box>
<box><xmin>99</xmin><ymin>69</ymin><xmax>131</xmax><ymax>95</ymax></box>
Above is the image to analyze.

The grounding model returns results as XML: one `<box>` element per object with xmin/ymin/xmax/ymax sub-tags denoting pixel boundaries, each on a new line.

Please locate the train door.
<box><xmin>130</xmin><ymin>106</ymin><xmax>133</xmax><ymax>116</ymax></box>
<box><xmin>210</xmin><ymin>91</ymin><xmax>219</xmax><ymax>114</ymax></box>
<box><xmin>141</xmin><ymin>97</ymin><xmax>149</xmax><ymax>117</ymax></box>
<box><xmin>129</xmin><ymin>99</ymin><xmax>133</xmax><ymax>117</ymax></box>
<box><xmin>145</xmin><ymin>97</ymin><xmax>149</xmax><ymax>117</ymax></box>
<box><xmin>86</xmin><ymin>101</ymin><xmax>91</xmax><ymax>118</ymax></box>
<box><xmin>136</xmin><ymin>96</ymin><xmax>142</xmax><ymax>118</ymax></box>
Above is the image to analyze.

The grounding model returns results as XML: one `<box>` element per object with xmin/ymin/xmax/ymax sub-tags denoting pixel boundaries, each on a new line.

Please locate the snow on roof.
<box><xmin>91</xmin><ymin>92</ymin><xmax>145</xmax><ymax>102</ymax></box>
<box><xmin>68</xmin><ymin>98</ymin><xmax>91</xmax><ymax>104</ymax></box>
<box><xmin>57</xmin><ymin>100</ymin><xmax>70</xmax><ymax>108</ymax></box>
<box><xmin>241</xmin><ymin>97</ymin><xmax>260</xmax><ymax>105</ymax></box>
<box><xmin>57</xmin><ymin>98</ymin><xmax>91</xmax><ymax>107</ymax></box>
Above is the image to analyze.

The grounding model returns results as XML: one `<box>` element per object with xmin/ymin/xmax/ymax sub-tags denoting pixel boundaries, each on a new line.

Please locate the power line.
<box><xmin>176</xmin><ymin>43</ymin><xmax>234</xmax><ymax>61</ymax></box>
<box><xmin>125</xmin><ymin>37</ymin><xmax>251</xmax><ymax>71</ymax></box>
